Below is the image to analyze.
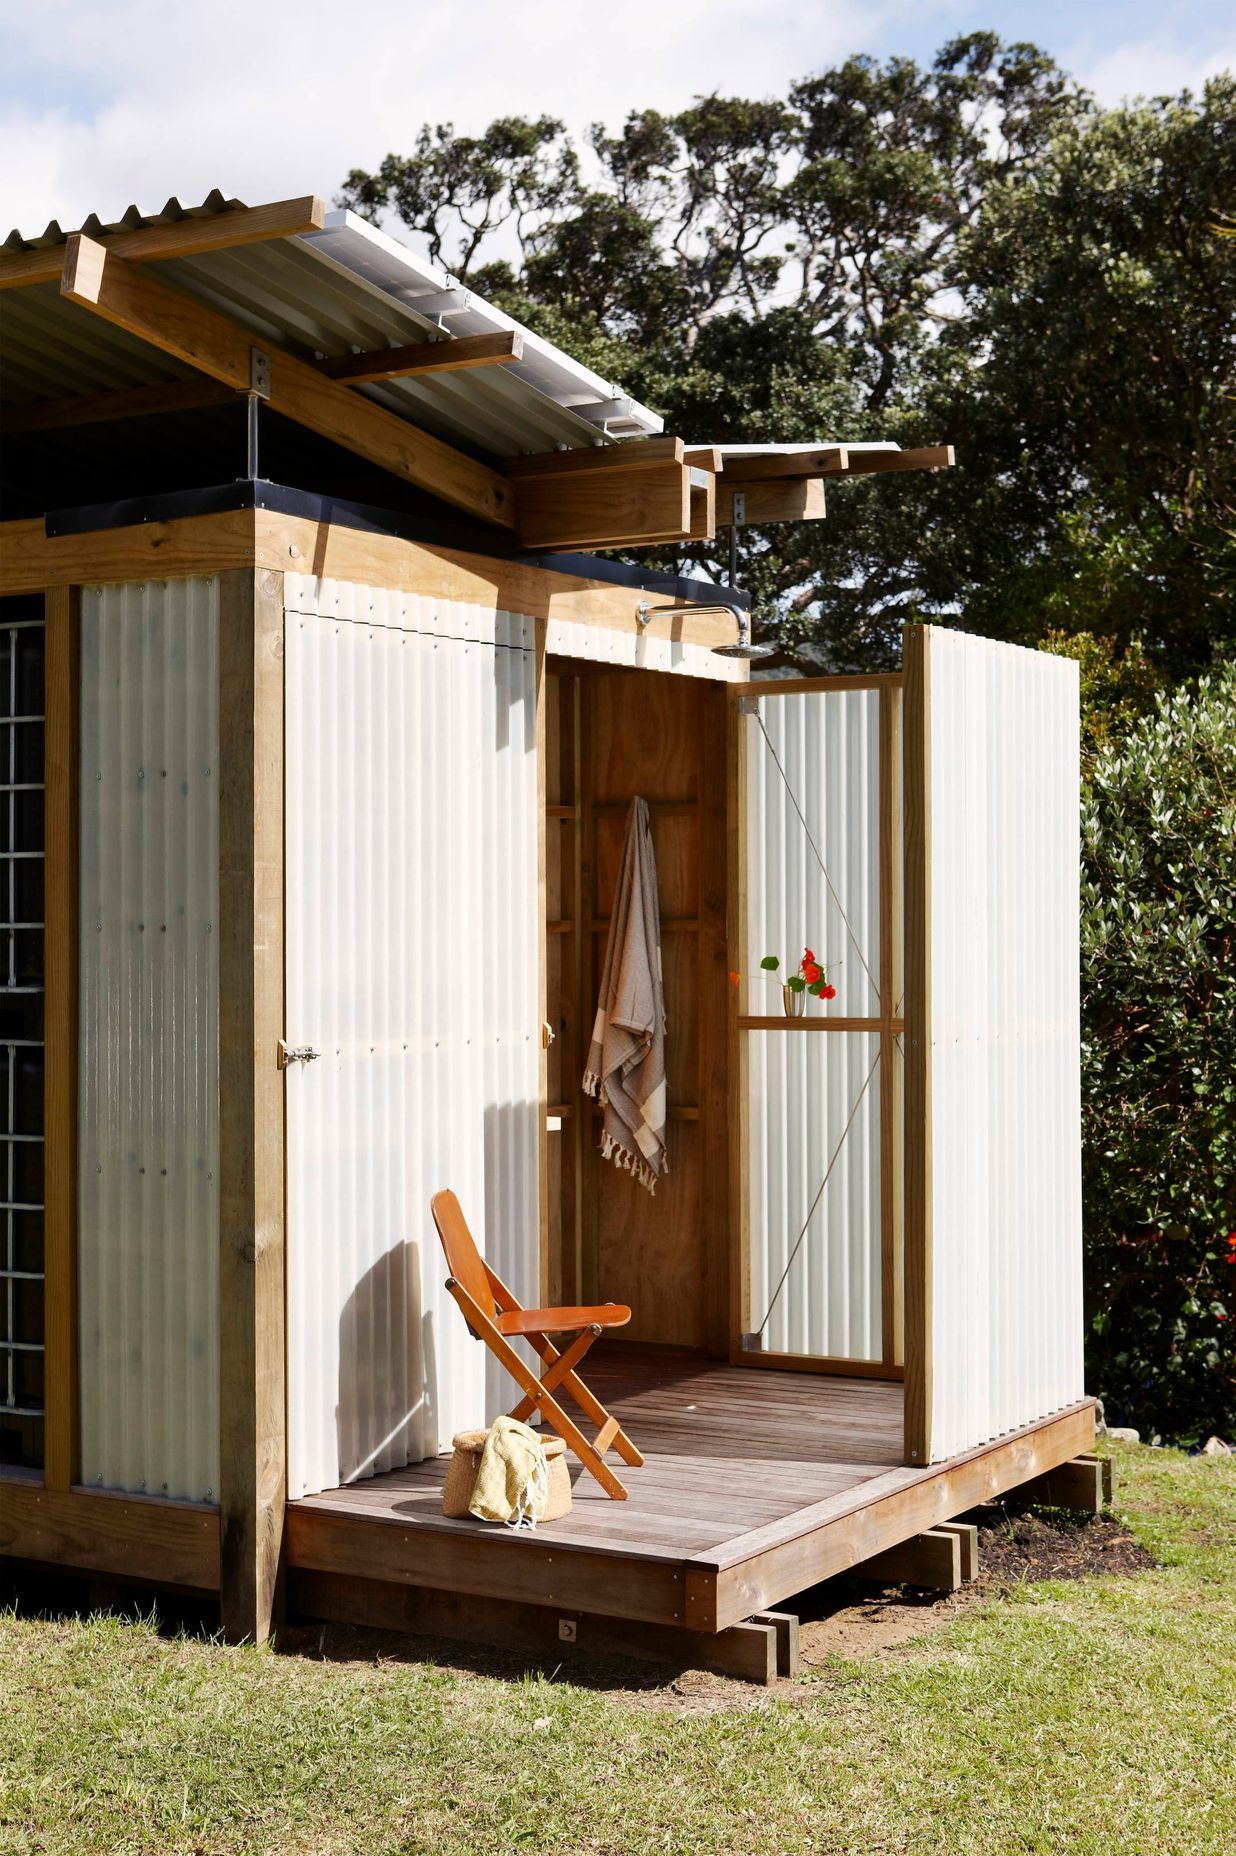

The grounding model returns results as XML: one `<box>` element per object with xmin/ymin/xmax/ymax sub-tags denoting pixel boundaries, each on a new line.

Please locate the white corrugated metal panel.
<box><xmin>78</xmin><ymin>579</ymin><xmax>219</xmax><ymax>1502</ymax></box>
<box><xmin>544</xmin><ymin>617</ymin><xmax>746</xmax><ymax>682</ymax></box>
<box><xmin>748</xmin><ymin>1032</ymin><xmax>882</xmax><ymax>1359</ymax></box>
<box><xmin>747</xmin><ymin>690</ymin><xmax>881</xmax><ymax>1022</ymax></box>
<box><xmin>744</xmin><ymin>689</ymin><xmax>883</xmax><ymax>1358</ymax></box>
<box><xmin>925</xmin><ymin>628</ymin><xmax>1083</xmax><ymax>1461</ymax></box>
<box><xmin>284</xmin><ymin>583</ymin><xmax>539</xmax><ymax>1498</ymax></box>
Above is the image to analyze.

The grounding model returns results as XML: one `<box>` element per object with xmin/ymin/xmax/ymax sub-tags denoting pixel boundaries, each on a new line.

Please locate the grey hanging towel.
<box><xmin>583</xmin><ymin>796</ymin><xmax>668</xmax><ymax>1194</ymax></box>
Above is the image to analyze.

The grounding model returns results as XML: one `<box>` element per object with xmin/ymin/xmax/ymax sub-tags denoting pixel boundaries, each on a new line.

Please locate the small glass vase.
<box><xmin>782</xmin><ymin>985</ymin><xmax>805</xmax><ymax>1018</ymax></box>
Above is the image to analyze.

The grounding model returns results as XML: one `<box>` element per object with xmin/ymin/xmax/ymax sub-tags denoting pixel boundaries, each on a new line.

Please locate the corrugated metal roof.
<box><xmin>1</xmin><ymin>192</ymin><xmax>663</xmax><ymax>460</ymax></box>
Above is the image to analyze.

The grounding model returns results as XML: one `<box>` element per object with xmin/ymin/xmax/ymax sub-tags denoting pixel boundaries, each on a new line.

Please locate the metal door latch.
<box><xmin>277</xmin><ymin>1040</ymin><xmax>321</xmax><ymax>1069</ymax></box>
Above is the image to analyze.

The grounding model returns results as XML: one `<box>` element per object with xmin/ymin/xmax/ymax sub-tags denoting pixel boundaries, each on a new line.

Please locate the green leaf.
<box><xmin>759</xmin><ymin>955</ymin><xmax>780</xmax><ymax>971</ymax></box>
<box><xmin>786</xmin><ymin>975</ymin><xmax>806</xmax><ymax>992</ymax></box>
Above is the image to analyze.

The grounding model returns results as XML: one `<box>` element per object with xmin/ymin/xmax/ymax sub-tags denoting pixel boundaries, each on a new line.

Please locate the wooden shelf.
<box><xmin>590</xmin><ymin>918</ymin><xmax>699</xmax><ymax>933</ymax></box>
<box><xmin>590</xmin><ymin>798</ymin><xmax>699</xmax><ymax>816</ymax></box>
<box><xmin>547</xmin><ymin>920</ymin><xmax>575</xmax><ymax>935</ymax></box>
<box><xmin>546</xmin><ymin>803</ymin><xmax>575</xmax><ymax>820</ymax></box>
<box><xmin>738</xmin><ymin>1015</ymin><xmax>903</xmax><ymax>1034</ymax></box>
<box><xmin>586</xmin><ymin>1102</ymin><xmax>700</xmax><ymax>1121</ymax></box>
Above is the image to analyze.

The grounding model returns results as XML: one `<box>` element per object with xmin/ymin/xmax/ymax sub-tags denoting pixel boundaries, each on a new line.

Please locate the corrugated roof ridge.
<box><xmin>4</xmin><ymin>188</ymin><xmax>244</xmax><ymax>253</ymax></box>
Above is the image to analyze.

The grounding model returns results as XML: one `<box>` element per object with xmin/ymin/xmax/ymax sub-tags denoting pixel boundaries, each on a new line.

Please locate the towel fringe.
<box><xmin>599</xmin><ymin>1129</ymin><xmax>665</xmax><ymax>1196</ymax></box>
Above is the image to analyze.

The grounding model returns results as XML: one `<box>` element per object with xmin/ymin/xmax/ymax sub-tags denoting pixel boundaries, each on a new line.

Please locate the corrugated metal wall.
<box><xmin>78</xmin><ymin>579</ymin><xmax>220</xmax><ymax>1502</ymax></box>
<box><xmin>924</xmin><ymin>629</ymin><xmax>1083</xmax><ymax>1461</ymax></box>
<box><xmin>745</xmin><ymin>689</ymin><xmax>883</xmax><ymax>1360</ymax></box>
<box><xmin>283</xmin><ymin>578</ymin><xmax>540</xmax><ymax>1499</ymax></box>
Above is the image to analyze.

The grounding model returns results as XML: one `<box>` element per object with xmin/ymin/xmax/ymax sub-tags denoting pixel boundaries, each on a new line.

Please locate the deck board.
<box><xmin>294</xmin><ymin>1347</ymin><xmax>904</xmax><ymax>1559</ymax></box>
<box><xmin>287</xmin><ymin>1346</ymin><xmax>1094</xmax><ymax>1633</ymax></box>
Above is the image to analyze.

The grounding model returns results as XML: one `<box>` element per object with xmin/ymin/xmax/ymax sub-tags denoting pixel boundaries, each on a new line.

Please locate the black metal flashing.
<box><xmin>40</xmin><ymin>478</ymin><xmax>752</xmax><ymax>610</ymax></box>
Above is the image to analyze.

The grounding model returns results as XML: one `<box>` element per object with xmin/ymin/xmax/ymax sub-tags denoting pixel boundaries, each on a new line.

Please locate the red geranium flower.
<box><xmin>822</xmin><ymin>984</ymin><xmax>836</xmax><ymax>1000</ymax></box>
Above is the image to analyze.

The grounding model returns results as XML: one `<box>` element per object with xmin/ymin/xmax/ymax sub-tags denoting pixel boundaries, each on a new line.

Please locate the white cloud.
<box><xmin>1071</xmin><ymin>33</ymin><xmax>1234</xmax><ymax>105</ymax></box>
<box><xmin>0</xmin><ymin>0</ymin><xmax>881</xmax><ymax>237</ymax></box>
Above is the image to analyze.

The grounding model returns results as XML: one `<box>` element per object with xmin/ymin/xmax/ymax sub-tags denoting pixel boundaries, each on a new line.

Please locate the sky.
<box><xmin>0</xmin><ymin>0</ymin><xmax>1232</xmax><ymax>240</ymax></box>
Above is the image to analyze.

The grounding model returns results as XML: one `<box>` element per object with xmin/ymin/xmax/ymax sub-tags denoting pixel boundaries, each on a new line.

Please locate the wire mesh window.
<box><xmin>0</xmin><ymin>597</ymin><xmax>44</xmax><ymax>1469</ymax></box>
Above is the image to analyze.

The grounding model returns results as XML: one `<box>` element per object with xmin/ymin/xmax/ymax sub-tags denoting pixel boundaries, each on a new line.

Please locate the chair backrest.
<box><xmin>430</xmin><ymin>1190</ymin><xmax>496</xmax><ymax>1320</ymax></box>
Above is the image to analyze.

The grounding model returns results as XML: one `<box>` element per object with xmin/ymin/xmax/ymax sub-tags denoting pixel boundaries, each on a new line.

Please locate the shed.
<box><xmin>0</xmin><ymin>192</ymin><xmax>1094</xmax><ymax>1675</ymax></box>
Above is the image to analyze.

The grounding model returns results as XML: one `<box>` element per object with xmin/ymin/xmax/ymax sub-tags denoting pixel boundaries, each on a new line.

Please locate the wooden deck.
<box><xmin>286</xmin><ymin>1346</ymin><xmax>1096</xmax><ymax>1638</ymax></box>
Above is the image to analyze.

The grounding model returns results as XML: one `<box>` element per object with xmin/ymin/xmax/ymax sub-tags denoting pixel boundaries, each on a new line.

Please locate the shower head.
<box><xmin>636</xmin><ymin>599</ymin><xmax>775</xmax><ymax>660</ymax></box>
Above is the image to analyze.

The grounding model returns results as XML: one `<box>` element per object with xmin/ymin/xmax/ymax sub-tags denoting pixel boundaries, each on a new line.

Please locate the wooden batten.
<box><xmin>0</xmin><ymin>195</ymin><xmax>326</xmax><ymax>290</ymax></box>
<box><xmin>217</xmin><ymin>568</ymin><xmax>287</xmax><ymax>1644</ymax></box>
<box><xmin>842</xmin><ymin>445</ymin><xmax>954</xmax><ymax>475</ymax></box>
<box><xmin>42</xmin><ymin>587</ymin><xmax>79</xmax><ymax>1490</ymax></box>
<box><xmin>321</xmin><ymin>330</ymin><xmax>523</xmax><ymax>383</ymax></box>
<box><xmin>685</xmin><ymin>446</ymin><xmax>846</xmax><ymax>480</ymax></box>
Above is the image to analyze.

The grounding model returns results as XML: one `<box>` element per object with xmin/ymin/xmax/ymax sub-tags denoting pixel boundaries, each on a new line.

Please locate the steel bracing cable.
<box><xmin>753</xmin><ymin>1042</ymin><xmax>882</xmax><ymax>1340</ymax></box>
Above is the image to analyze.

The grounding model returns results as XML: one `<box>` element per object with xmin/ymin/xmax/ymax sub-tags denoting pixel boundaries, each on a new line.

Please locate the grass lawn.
<box><xmin>1</xmin><ymin>1441</ymin><xmax>1234</xmax><ymax>1856</ymax></box>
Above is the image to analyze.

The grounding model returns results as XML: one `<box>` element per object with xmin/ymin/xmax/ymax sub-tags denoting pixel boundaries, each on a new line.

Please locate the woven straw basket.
<box><xmin>442</xmin><ymin>1427</ymin><xmax>573</xmax><ymax>1522</ymax></box>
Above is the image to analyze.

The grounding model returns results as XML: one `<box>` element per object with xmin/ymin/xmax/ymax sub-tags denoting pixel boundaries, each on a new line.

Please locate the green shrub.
<box><xmin>1080</xmin><ymin>664</ymin><xmax>1236</xmax><ymax>1443</ymax></box>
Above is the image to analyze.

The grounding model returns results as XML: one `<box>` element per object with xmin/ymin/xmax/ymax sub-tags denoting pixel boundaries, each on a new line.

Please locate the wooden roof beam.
<box><xmin>3</xmin><ymin>378</ymin><xmax>237</xmax><ymax>433</ymax></box>
<box><xmin>1</xmin><ymin>196</ymin><xmax>326</xmax><ymax>291</ymax></box>
<box><xmin>510</xmin><ymin>438</ymin><xmax>712</xmax><ymax>549</ymax></box>
<box><xmin>684</xmin><ymin>443</ymin><xmax>954</xmax><ymax>481</ymax></box>
<box><xmin>721</xmin><ymin>479</ymin><xmax>827</xmax><ymax>525</ymax></box>
<box><xmin>322</xmin><ymin>330</ymin><xmax>524</xmax><ymax>384</ymax></box>
<box><xmin>841</xmin><ymin>444</ymin><xmax>954</xmax><ymax>475</ymax></box>
<box><xmin>58</xmin><ymin>233</ymin><xmax>516</xmax><ymax>530</ymax></box>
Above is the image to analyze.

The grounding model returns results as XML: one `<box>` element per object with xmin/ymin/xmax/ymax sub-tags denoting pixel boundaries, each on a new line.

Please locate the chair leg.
<box><xmin>509</xmin><ymin>1326</ymin><xmax>597</xmax><ymax>1423</ymax></box>
<box><xmin>527</xmin><ymin>1333</ymin><xmax>645</xmax><ymax>1469</ymax></box>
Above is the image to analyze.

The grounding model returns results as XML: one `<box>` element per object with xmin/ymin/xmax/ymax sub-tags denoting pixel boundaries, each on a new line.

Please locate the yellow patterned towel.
<box><xmin>468</xmin><ymin>1416</ymin><xmax>549</xmax><ymax>1529</ymax></box>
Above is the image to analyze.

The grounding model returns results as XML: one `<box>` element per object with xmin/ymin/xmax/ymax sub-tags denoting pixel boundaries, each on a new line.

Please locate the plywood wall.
<box><xmin>544</xmin><ymin>663</ymin><xmax>730</xmax><ymax>1354</ymax></box>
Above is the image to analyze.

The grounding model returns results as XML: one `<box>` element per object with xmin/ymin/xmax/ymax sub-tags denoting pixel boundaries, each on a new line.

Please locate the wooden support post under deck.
<box><xmin>855</xmin><ymin>1527</ymin><xmax>963</xmax><ymax>1591</ymax></box>
<box><xmin>218</xmin><ymin>568</ymin><xmax>286</xmax><ymax>1644</ymax></box>
<box><xmin>935</xmin><ymin>1519</ymin><xmax>980</xmax><ymax>1582</ymax></box>
<box><xmin>1012</xmin><ymin>1454</ymin><xmax>1112</xmax><ymax>1515</ymax></box>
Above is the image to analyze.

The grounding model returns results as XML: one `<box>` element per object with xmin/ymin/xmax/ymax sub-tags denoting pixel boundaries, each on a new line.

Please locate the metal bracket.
<box><xmin>277</xmin><ymin>1040</ymin><xmax>320</xmax><ymax>1070</ymax></box>
<box><xmin>737</xmin><ymin>694</ymin><xmax>760</xmax><ymax>715</ymax></box>
<box><xmin>732</xmin><ymin>490</ymin><xmax>746</xmax><ymax>527</ymax></box>
<box><xmin>250</xmin><ymin>348</ymin><xmax>272</xmax><ymax>400</ymax></box>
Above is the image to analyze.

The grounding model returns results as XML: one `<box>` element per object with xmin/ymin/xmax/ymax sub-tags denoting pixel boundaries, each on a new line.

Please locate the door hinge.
<box><xmin>278</xmin><ymin>1040</ymin><xmax>321</xmax><ymax>1069</ymax></box>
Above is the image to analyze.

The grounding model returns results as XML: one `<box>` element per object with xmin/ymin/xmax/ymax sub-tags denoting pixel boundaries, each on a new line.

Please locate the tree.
<box><xmin>1079</xmin><ymin>667</ymin><xmax>1236</xmax><ymax>1442</ymax></box>
<box><xmin>340</xmin><ymin>42</ymin><xmax>1235</xmax><ymax>676</ymax></box>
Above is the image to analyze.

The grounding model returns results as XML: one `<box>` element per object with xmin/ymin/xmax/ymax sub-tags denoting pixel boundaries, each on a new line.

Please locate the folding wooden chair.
<box><xmin>430</xmin><ymin>1188</ymin><xmax>644</xmax><ymax>1500</ymax></box>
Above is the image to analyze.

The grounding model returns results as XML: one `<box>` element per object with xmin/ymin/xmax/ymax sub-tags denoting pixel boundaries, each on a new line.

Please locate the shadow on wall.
<box><xmin>334</xmin><ymin>1238</ymin><xmax>434</xmax><ymax>1485</ymax></box>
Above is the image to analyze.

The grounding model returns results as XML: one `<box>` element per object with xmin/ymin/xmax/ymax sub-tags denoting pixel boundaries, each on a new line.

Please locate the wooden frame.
<box><xmin>42</xmin><ymin>587</ymin><xmax>79</xmax><ymax>1489</ymax></box>
<box><xmin>901</xmin><ymin>625</ymin><xmax>932</xmax><ymax>1464</ymax></box>
<box><xmin>0</xmin><ymin>509</ymin><xmax>735</xmax><ymax>649</ymax></box>
<box><xmin>727</xmin><ymin>677</ymin><xmax>905</xmax><ymax>1384</ymax></box>
<box><xmin>217</xmin><ymin>568</ymin><xmax>287</xmax><ymax>1643</ymax></box>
